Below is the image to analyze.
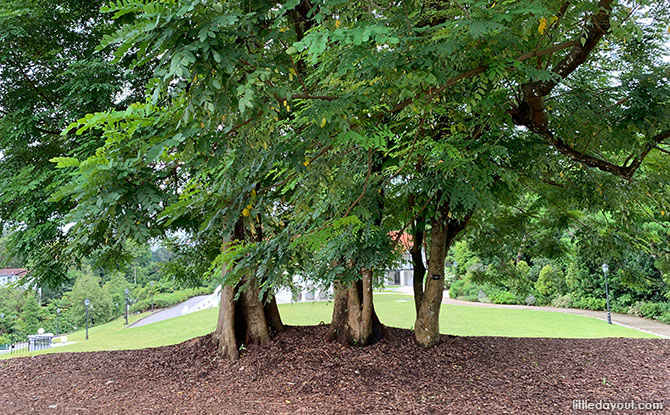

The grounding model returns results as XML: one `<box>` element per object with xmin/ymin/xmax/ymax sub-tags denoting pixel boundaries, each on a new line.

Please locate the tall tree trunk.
<box><xmin>212</xmin><ymin>219</ymin><xmax>280</xmax><ymax>360</ymax></box>
<box><xmin>410</xmin><ymin>217</ymin><xmax>426</xmax><ymax>314</ymax></box>
<box><xmin>414</xmin><ymin>209</ymin><xmax>472</xmax><ymax>348</ymax></box>
<box><xmin>326</xmin><ymin>269</ymin><xmax>385</xmax><ymax>346</ymax></box>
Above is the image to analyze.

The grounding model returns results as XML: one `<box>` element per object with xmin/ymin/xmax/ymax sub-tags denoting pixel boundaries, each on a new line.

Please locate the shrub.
<box><xmin>551</xmin><ymin>294</ymin><xmax>573</xmax><ymax>308</ymax></box>
<box><xmin>658</xmin><ymin>313</ymin><xmax>670</xmax><ymax>324</ymax></box>
<box><xmin>535</xmin><ymin>265</ymin><xmax>563</xmax><ymax>297</ymax></box>
<box><xmin>628</xmin><ymin>301</ymin><xmax>644</xmax><ymax>317</ymax></box>
<box><xmin>449</xmin><ymin>279</ymin><xmax>465</xmax><ymax>299</ymax></box>
<box><xmin>638</xmin><ymin>302</ymin><xmax>670</xmax><ymax>319</ymax></box>
<box><xmin>572</xmin><ymin>296</ymin><xmax>606</xmax><ymax>311</ymax></box>
<box><xmin>491</xmin><ymin>291</ymin><xmax>517</xmax><ymax>305</ymax></box>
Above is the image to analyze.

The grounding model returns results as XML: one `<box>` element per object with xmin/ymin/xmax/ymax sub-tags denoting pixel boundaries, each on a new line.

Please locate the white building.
<box><xmin>384</xmin><ymin>233</ymin><xmax>425</xmax><ymax>287</ymax></box>
<box><xmin>0</xmin><ymin>269</ymin><xmax>28</xmax><ymax>287</ymax></box>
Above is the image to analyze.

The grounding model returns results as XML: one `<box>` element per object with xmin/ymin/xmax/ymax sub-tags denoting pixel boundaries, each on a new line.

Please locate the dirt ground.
<box><xmin>1</xmin><ymin>325</ymin><xmax>668</xmax><ymax>414</ymax></box>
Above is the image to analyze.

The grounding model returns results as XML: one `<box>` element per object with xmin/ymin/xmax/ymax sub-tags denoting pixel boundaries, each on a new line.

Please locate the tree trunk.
<box><xmin>263</xmin><ymin>294</ymin><xmax>285</xmax><ymax>333</ymax></box>
<box><xmin>212</xmin><ymin>219</ymin><xmax>280</xmax><ymax>360</ymax></box>
<box><xmin>410</xmin><ymin>219</ymin><xmax>426</xmax><ymax>314</ymax></box>
<box><xmin>326</xmin><ymin>270</ymin><xmax>385</xmax><ymax>346</ymax></box>
<box><xmin>414</xmin><ymin>209</ymin><xmax>472</xmax><ymax>348</ymax></box>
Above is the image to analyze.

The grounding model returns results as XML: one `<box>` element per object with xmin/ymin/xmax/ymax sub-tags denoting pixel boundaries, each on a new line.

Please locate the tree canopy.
<box><xmin>1</xmin><ymin>0</ymin><xmax>668</xmax><ymax>355</ymax></box>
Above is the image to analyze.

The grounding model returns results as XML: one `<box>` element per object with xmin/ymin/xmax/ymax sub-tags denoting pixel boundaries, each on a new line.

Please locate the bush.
<box><xmin>525</xmin><ymin>294</ymin><xmax>536</xmax><ymax>306</ymax></box>
<box><xmin>572</xmin><ymin>296</ymin><xmax>606</xmax><ymax>311</ymax></box>
<box><xmin>658</xmin><ymin>313</ymin><xmax>670</xmax><ymax>324</ymax></box>
<box><xmin>638</xmin><ymin>302</ymin><xmax>670</xmax><ymax>319</ymax></box>
<box><xmin>535</xmin><ymin>265</ymin><xmax>563</xmax><ymax>297</ymax></box>
<box><xmin>628</xmin><ymin>301</ymin><xmax>644</xmax><ymax>317</ymax></box>
<box><xmin>130</xmin><ymin>287</ymin><xmax>212</xmax><ymax>313</ymax></box>
<box><xmin>551</xmin><ymin>294</ymin><xmax>573</xmax><ymax>308</ymax></box>
<box><xmin>449</xmin><ymin>279</ymin><xmax>465</xmax><ymax>299</ymax></box>
<box><xmin>491</xmin><ymin>291</ymin><xmax>517</xmax><ymax>305</ymax></box>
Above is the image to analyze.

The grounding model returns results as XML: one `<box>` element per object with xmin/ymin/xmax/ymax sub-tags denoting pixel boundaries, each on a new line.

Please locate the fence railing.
<box><xmin>0</xmin><ymin>337</ymin><xmax>52</xmax><ymax>355</ymax></box>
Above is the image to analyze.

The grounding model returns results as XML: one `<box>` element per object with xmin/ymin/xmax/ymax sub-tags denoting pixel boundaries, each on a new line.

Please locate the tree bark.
<box><xmin>326</xmin><ymin>270</ymin><xmax>385</xmax><ymax>346</ymax></box>
<box><xmin>410</xmin><ymin>219</ymin><xmax>426</xmax><ymax>315</ymax></box>
<box><xmin>414</xmin><ymin>209</ymin><xmax>472</xmax><ymax>348</ymax></box>
<box><xmin>212</xmin><ymin>219</ymin><xmax>280</xmax><ymax>360</ymax></box>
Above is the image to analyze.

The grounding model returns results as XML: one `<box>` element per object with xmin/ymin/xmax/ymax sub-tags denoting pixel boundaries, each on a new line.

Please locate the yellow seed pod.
<box><xmin>251</xmin><ymin>189</ymin><xmax>257</xmax><ymax>197</ymax></box>
<box><xmin>320</xmin><ymin>117</ymin><xmax>327</xmax><ymax>128</ymax></box>
<box><xmin>538</xmin><ymin>18</ymin><xmax>547</xmax><ymax>35</ymax></box>
<box><xmin>246</xmin><ymin>204</ymin><xmax>252</xmax><ymax>210</ymax></box>
<box><xmin>242</xmin><ymin>208</ymin><xmax>250</xmax><ymax>217</ymax></box>
<box><xmin>335</xmin><ymin>19</ymin><xmax>341</xmax><ymax>29</ymax></box>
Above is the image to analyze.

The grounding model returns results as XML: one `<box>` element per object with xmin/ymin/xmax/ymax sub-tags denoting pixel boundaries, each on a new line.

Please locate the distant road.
<box><xmin>129</xmin><ymin>295</ymin><xmax>211</xmax><ymax>328</ymax></box>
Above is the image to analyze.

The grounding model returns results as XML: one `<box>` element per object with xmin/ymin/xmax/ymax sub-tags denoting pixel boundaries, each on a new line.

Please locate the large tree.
<box><xmin>11</xmin><ymin>0</ymin><xmax>670</xmax><ymax>357</ymax></box>
<box><xmin>0</xmin><ymin>0</ymin><xmax>151</xmax><ymax>285</ymax></box>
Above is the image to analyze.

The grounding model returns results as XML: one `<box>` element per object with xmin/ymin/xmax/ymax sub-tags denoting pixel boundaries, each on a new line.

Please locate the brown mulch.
<box><xmin>0</xmin><ymin>326</ymin><xmax>668</xmax><ymax>414</ymax></box>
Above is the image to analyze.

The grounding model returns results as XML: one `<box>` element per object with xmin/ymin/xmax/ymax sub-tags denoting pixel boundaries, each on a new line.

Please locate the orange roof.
<box><xmin>389</xmin><ymin>232</ymin><xmax>413</xmax><ymax>250</ymax></box>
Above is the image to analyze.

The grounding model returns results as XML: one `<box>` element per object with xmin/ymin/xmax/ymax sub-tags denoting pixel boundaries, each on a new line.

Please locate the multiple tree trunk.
<box><xmin>212</xmin><ymin>219</ymin><xmax>285</xmax><ymax>361</ymax></box>
<box><xmin>326</xmin><ymin>270</ymin><xmax>385</xmax><ymax>346</ymax></box>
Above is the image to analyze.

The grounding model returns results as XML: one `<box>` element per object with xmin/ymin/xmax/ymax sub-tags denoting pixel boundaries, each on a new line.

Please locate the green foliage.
<box><xmin>535</xmin><ymin>265</ymin><xmax>564</xmax><ymax>298</ymax></box>
<box><xmin>102</xmin><ymin>272</ymin><xmax>132</xmax><ymax>310</ymax></box>
<box><xmin>17</xmin><ymin>295</ymin><xmax>43</xmax><ymax>335</ymax></box>
<box><xmin>551</xmin><ymin>294</ymin><xmax>574</xmax><ymax>309</ymax></box>
<box><xmin>69</xmin><ymin>270</ymin><xmax>113</xmax><ymax>326</ymax></box>
<box><xmin>490</xmin><ymin>291</ymin><xmax>517</xmax><ymax>305</ymax></box>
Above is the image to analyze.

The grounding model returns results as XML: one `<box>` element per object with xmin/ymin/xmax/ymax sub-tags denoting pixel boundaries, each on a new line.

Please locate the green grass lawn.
<box><xmin>1</xmin><ymin>293</ymin><xmax>658</xmax><ymax>360</ymax></box>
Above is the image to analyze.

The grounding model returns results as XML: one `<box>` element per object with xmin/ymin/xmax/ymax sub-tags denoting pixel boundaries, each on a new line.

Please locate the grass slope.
<box><xmin>1</xmin><ymin>293</ymin><xmax>657</xmax><ymax>359</ymax></box>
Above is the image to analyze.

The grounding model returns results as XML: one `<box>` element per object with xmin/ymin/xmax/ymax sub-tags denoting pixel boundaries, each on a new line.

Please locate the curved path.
<box><xmin>128</xmin><ymin>295</ymin><xmax>211</xmax><ymax>328</ymax></box>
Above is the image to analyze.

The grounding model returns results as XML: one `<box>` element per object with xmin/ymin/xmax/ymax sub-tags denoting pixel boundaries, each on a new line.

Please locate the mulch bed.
<box><xmin>1</xmin><ymin>325</ymin><xmax>668</xmax><ymax>414</ymax></box>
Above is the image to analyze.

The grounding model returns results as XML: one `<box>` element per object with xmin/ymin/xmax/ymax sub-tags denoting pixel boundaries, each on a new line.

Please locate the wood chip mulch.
<box><xmin>0</xmin><ymin>325</ymin><xmax>668</xmax><ymax>414</ymax></box>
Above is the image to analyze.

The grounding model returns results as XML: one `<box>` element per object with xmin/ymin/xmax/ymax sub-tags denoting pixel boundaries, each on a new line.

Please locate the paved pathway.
<box><xmin>128</xmin><ymin>295</ymin><xmax>211</xmax><ymax>328</ymax></box>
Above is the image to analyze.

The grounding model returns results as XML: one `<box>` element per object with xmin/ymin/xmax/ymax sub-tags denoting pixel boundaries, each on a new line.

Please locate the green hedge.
<box><xmin>490</xmin><ymin>291</ymin><xmax>517</xmax><ymax>304</ymax></box>
<box><xmin>130</xmin><ymin>287</ymin><xmax>212</xmax><ymax>313</ymax></box>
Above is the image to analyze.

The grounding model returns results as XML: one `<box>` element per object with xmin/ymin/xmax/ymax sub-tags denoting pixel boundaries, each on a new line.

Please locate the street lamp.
<box><xmin>601</xmin><ymin>263</ymin><xmax>612</xmax><ymax>325</ymax></box>
<box><xmin>150</xmin><ymin>281</ymin><xmax>154</xmax><ymax>312</ymax></box>
<box><xmin>56</xmin><ymin>308</ymin><xmax>61</xmax><ymax>336</ymax></box>
<box><xmin>0</xmin><ymin>312</ymin><xmax>4</xmax><ymax>336</ymax></box>
<box><xmin>84</xmin><ymin>298</ymin><xmax>90</xmax><ymax>340</ymax></box>
<box><xmin>124</xmin><ymin>288</ymin><xmax>129</xmax><ymax>325</ymax></box>
<box><xmin>115</xmin><ymin>302</ymin><xmax>119</xmax><ymax>319</ymax></box>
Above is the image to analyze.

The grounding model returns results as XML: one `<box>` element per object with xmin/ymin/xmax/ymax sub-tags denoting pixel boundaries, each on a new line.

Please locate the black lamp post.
<box><xmin>602</xmin><ymin>263</ymin><xmax>612</xmax><ymax>324</ymax></box>
<box><xmin>124</xmin><ymin>288</ymin><xmax>129</xmax><ymax>325</ymax></box>
<box><xmin>84</xmin><ymin>298</ymin><xmax>90</xmax><ymax>340</ymax></box>
<box><xmin>0</xmin><ymin>312</ymin><xmax>4</xmax><ymax>336</ymax></box>
<box><xmin>150</xmin><ymin>281</ymin><xmax>154</xmax><ymax>313</ymax></box>
<box><xmin>115</xmin><ymin>302</ymin><xmax>119</xmax><ymax>320</ymax></box>
<box><xmin>56</xmin><ymin>308</ymin><xmax>61</xmax><ymax>336</ymax></box>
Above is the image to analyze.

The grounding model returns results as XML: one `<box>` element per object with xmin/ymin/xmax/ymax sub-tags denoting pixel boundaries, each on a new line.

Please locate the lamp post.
<box><xmin>56</xmin><ymin>308</ymin><xmax>60</xmax><ymax>336</ymax></box>
<box><xmin>84</xmin><ymin>299</ymin><xmax>90</xmax><ymax>340</ymax></box>
<box><xmin>0</xmin><ymin>312</ymin><xmax>4</xmax><ymax>336</ymax></box>
<box><xmin>115</xmin><ymin>302</ymin><xmax>119</xmax><ymax>320</ymax></box>
<box><xmin>601</xmin><ymin>263</ymin><xmax>612</xmax><ymax>325</ymax></box>
<box><xmin>150</xmin><ymin>281</ymin><xmax>154</xmax><ymax>313</ymax></box>
<box><xmin>124</xmin><ymin>288</ymin><xmax>129</xmax><ymax>325</ymax></box>
<box><xmin>453</xmin><ymin>261</ymin><xmax>458</xmax><ymax>278</ymax></box>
